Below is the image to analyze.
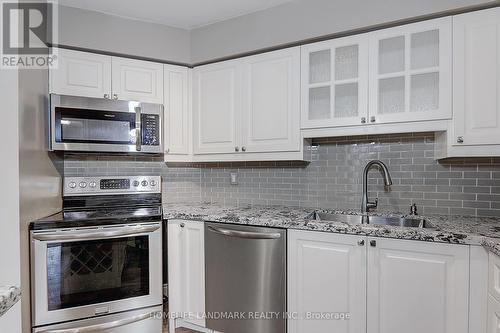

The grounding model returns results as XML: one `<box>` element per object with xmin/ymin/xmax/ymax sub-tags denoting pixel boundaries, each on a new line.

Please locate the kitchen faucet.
<box><xmin>361</xmin><ymin>160</ymin><xmax>393</xmax><ymax>213</ymax></box>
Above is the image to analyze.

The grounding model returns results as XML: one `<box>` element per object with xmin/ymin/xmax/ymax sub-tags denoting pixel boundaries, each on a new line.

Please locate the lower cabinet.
<box><xmin>288</xmin><ymin>230</ymin><xmax>470</xmax><ymax>333</ymax></box>
<box><xmin>288</xmin><ymin>231</ymin><xmax>367</xmax><ymax>333</ymax></box>
<box><xmin>488</xmin><ymin>295</ymin><xmax>500</xmax><ymax>333</ymax></box>
<box><xmin>167</xmin><ymin>220</ymin><xmax>205</xmax><ymax>329</ymax></box>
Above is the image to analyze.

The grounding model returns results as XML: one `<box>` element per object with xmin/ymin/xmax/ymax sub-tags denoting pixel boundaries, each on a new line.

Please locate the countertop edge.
<box><xmin>0</xmin><ymin>286</ymin><xmax>21</xmax><ymax>318</ymax></box>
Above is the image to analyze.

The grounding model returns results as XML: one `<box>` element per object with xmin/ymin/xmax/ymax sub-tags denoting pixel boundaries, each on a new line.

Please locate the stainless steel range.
<box><xmin>30</xmin><ymin>176</ymin><xmax>163</xmax><ymax>333</ymax></box>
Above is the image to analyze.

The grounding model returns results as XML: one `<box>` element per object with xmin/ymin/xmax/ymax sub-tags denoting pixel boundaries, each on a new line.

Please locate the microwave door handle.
<box><xmin>37</xmin><ymin>310</ymin><xmax>157</xmax><ymax>333</ymax></box>
<box><xmin>135</xmin><ymin>106</ymin><xmax>142</xmax><ymax>151</ymax></box>
<box><xmin>32</xmin><ymin>224</ymin><xmax>160</xmax><ymax>242</ymax></box>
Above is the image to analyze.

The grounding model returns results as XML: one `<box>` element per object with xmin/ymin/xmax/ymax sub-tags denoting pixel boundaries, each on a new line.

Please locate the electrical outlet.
<box><xmin>230</xmin><ymin>172</ymin><xmax>238</xmax><ymax>185</ymax></box>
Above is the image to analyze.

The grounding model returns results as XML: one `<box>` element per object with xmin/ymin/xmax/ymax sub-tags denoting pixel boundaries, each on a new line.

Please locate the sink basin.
<box><xmin>308</xmin><ymin>211</ymin><xmax>434</xmax><ymax>229</ymax></box>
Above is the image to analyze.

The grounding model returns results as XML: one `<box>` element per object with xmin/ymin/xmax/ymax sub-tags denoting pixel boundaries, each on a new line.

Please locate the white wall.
<box><xmin>190</xmin><ymin>0</ymin><xmax>494</xmax><ymax>63</ymax></box>
<box><xmin>58</xmin><ymin>5</ymin><xmax>191</xmax><ymax>64</ymax></box>
<box><xmin>0</xmin><ymin>69</ymin><xmax>21</xmax><ymax>333</ymax></box>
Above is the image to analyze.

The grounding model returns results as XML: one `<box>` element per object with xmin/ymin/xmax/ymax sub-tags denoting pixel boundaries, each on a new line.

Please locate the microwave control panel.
<box><xmin>142</xmin><ymin>114</ymin><xmax>160</xmax><ymax>146</ymax></box>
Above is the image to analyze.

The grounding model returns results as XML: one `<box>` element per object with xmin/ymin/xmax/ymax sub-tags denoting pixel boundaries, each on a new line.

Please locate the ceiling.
<box><xmin>58</xmin><ymin>0</ymin><xmax>295</xmax><ymax>29</ymax></box>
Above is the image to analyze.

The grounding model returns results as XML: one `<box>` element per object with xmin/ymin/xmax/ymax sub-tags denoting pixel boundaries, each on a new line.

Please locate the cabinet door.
<box><xmin>50</xmin><ymin>49</ymin><xmax>111</xmax><ymax>99</ymax></box>
<box><xmin>241</xmin><ymin>47</ymin><xmax>300</xmax><ymax>153</ymax></box>
<box><xmin>111</xmin><ymin>57</ymin><xmax>164</xmax><ymax>103</ymax></box>
<box><xmin>367</xmin><ymin>238</ymin><xmax>469</xmax><ymax>333</ymax></box>
<box><xmin>167</xmin><ymin>220</ymin><xmax>205</xmax><ymax>328</ymax></box>
<box><xmin>368</xmin><ymin>17</ymin><xmax>452</xmax><ymax>124</ymax></box>
<box><xmin>164</xmin><ymin>65</ymin><xmax>190</xmax><ymax>156</ymax></box>
<box><xmin>488</xmin><ymin>295</ymin><xmax>500</xmax><ymax>333</ymax></box>
<box><xmin>192</xmin><ymin>60</ymin><xmax>242</xmax><ymax>154</ymax></box>
<box><xmin>288</xmin><ymin>230</ymin><xmax>366</xmax><ymax>333</ymax></box>
<box><xmin>301</xmin><ymin>35</ymin><xmax>369</xmax><ymax>128</ymax></box>
<box><xmin>453</xmin><ymin>8</ymin><xmax>500</xmax><ymax>146</ymax></box>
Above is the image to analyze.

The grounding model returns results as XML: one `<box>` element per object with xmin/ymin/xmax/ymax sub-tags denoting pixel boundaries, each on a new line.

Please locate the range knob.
<box><xmin>133</xmin><ymin>180</ymin><xmax>140</xmax><ymax>187</ymax></box>
<box><xmin>150</xmin><ymin>180</ymin><xmax>156</xmax><ymax>186</ymax></box>
<box><xmin>141</xmin><ymin>180</ymin><xmax>148</xmax><ymax>187</ymax></box>
<box><xmin>89</xmin><ymin>181</ymin><xmax>97</xmax><ymax>188</ymax></box>
<box><xmin>68</xmin><ymin>182</ymin><xmax>77</xmax><ymax>189</ymax></box>
<box><xmin>79</xmin><ymin>182</ymin><xmax>87</xmax><ymax>188</ymax></box>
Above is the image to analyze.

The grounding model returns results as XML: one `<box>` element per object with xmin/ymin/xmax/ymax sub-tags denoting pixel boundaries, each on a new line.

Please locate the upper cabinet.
<box><xmin>193</xmin><ymin>59</ymin><xmax>242</xmax><ymax>155</ymax></box>
<box><xmin>301</xmin><ymin>34</ymin><xmax>369</xmax><ymax>129</ymax></box>
<box><xmin>164</xmin><ymin>65</ymin><xmax>191</xmax><ymax>157</ymax></box>
<box><xmin>50</xmin><ymin>49</ymin><xmax>112</xmax><ymax>99</ymax></box>
<box><xmin>453</xmin><ymin>7</ymin><xmax>500</xmax><ymax>147</ymax></box>
<box><xmin>368</xmin><ymin>17</ymin><xmax>452</xmax><ymax>124</ymax></box>
<box><xmin>192</xmin><ymin>47</ymin><xmax>302</xmax><ymax>158</ymax></box>
<box><xmin>242</xmin><ymin>48</ymin><xmax>301</xmax><ymax>153</ymax></box>
<box><xmin>111</xmin><ymin>57</ymin><xmax>164</xmax><ymax>103</ymax></box>
<box><xmin>50</xmin><ymin>49</ymin><xmax>163</xmax><ymax>104</ymax></box>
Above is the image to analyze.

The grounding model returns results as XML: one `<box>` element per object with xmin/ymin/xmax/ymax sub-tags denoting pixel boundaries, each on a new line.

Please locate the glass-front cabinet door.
<box><xmin>301</xmin><ymin>35</ymin><xmax>369</xmax><ymax>129</ymax></box>
<box><xmin>368</xmin><ymin>17</ymin><xmax>452</xmax><ymax>124</ymax></box>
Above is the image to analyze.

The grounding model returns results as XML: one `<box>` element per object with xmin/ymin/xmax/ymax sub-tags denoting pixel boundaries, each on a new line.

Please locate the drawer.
<box><xmin>489</xmin><ymin>252</ymin><xmax>500</xmax><ymax>303</ymax></box>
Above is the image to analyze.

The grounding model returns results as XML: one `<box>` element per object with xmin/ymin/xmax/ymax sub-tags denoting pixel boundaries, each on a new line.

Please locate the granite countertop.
<box><xmin>0</xmin><ymin>286</ymin><xmax>21</xmax><ymax>318</ymax></box>
<box><xmin>162</xmin><ymin>203</ymin><xmax>500</xmax><ymax>253</ymax></box>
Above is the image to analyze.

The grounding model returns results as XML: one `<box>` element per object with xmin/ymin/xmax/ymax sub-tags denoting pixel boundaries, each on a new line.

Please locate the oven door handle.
<box><xmin>37</xmin><ymin>310</ymin><xmax>158</xmax><ymax>333</ymax></box>
<box><xmin>135</xmin><ymin>106</ymin><xmax>142</xmax><ymax>151</ymax></box>
<box><xmin>32</xmin><ymin>224</ymin><xmax>160</xmax><ymax>242</ymax></box>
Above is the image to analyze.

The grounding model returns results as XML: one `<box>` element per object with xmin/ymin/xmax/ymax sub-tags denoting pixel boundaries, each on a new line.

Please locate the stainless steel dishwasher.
<box><xmin>205</xmin><ymin>222</ymin><xmax>287</xmax><ymax>333</ymax></box>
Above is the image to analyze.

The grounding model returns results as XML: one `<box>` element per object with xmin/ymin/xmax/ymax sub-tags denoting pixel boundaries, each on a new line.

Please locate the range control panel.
<box><xmin>64</xmin><ymin>176</ymin><xmax>161</xmax><ymax>196</ymax></box>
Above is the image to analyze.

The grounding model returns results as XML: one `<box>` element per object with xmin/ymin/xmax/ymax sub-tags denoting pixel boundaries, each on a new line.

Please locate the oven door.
<box><xmin>50</xmin><ymin>94</ymin><xmax>162</xmax><ymax>153</ymax></box>
<box><xmin>31</xmin><ymin>223</ymin><xmax>162</xmax><ymax>327</ymax></box>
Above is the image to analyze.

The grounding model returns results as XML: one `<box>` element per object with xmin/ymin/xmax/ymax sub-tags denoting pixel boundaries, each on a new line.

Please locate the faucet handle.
<box><xmin>367</xmin><ymin>198</ymin><xmax>378</xmax><ymax>209</ymax></box>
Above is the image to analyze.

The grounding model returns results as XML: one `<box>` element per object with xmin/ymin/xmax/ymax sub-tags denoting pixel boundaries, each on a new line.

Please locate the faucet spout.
<box><xmin>361</xmin><ymin>160</ymin><xmax>392</xmax><ymax>213</ymax></box>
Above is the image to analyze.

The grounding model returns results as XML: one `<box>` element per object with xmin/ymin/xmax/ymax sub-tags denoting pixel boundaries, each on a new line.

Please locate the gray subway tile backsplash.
<box><xmin>63</xmin><ymin>132</ymin><xmax>500</xmax><ymax>217</ymax></box>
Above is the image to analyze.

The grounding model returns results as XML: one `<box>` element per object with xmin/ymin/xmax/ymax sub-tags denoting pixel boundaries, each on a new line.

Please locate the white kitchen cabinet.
<box><xmin>366</xmin><ymin>237</ymin><xmax>469</xmax><ymax>333</ymax></box>
<box><xmin>301</xmin><ymin>34</ymin><xmax>369</xmax><ymax>129</ymax></box>
<box><xmin>192</xmin><ymin>59</ymin><xmax>242</xmax><ymax>154</ymax></box>
<box><xmin>50</xmin><ymin>48</ymin><xmax>112</xmax><ymax>99</ymax></box>
<box><xmin>193</xmin><ymin>47</ymin><xmax>302</xmax><ymax>157</ymax></box>
<box><xmin>368</xmin><ymin>17</ymin><xmax>452</xmax><ymax>124</ymax></box>
<box><xmin>111</xmin><ymin>57</ymin><xmax>164</xmax><ymax>103</ymax></box>
<box><xmin>451</xmin><ymin>7</ymin><xmax>500</xmax><ymax>151</ymax></box>
<box><xmin>488</xmin><ymin>295</ymin><xmax>500</xmax><ymax>333</ymax></box>
<box><xmin>288</xmin><ymin>230</ymin><xmax>367</xmax><ymax>333</ymax></box>
<box><xmin>164</xmin><ymin>65</ymin><xmax>191</xmax><ymax>159</ymax></box>
<box><xmin>167</xmin><ymin>220</ymin><xmax>205</xmax><ymax>330</ymax></box>
<box><xmin>241</xmin><ymin>47</ymin><xmax>301</xmax><ymax>153</ymax></box>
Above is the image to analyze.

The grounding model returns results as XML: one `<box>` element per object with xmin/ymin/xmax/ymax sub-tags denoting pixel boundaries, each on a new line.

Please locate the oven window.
<box><xmin>46</xmin><ymin>236</ymin><xmax>149</xmax><ymax>310</ymax></box>
<box><xmin>55</xmin><ymin>107</ymin><xmax>136</xmax><ymax>144</ymax></box>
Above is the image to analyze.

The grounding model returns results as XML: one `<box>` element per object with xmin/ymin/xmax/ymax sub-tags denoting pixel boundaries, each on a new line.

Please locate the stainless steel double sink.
<box><xmin>307</xmin><ymin>211</ymin><xmax>434</xmax><ymax>229</ymax></box>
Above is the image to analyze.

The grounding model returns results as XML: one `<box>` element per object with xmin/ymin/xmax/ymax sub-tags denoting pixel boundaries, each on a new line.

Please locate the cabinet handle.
<box><xmin>180</xmin><ymin>222</ymin><xmax>185</xmax><ymax>228</ymax></box>
<box><xmin>235</xmin><ymin>146</ymin><xmax>240</xmax><ymax>152</ymax></box>
<box><xmin>113</xmin><ymin>94</ymin><xmax>118</xmax><ymax>100</ymax></box>
<box><xmin>370</xmin><ymin>116</ymin><xmax>376</xmax><ymax>123</ymax></box>
<box><xmin>241</xmin><ymin>146</ymin><xmax>246</xmax><ymax>152</ymax></box>
<box><xmin>457</xmin><ymin>136</ymin><xmax>464</xmax><ymax>144</ymax></box>
<box><xmin>370</xmin><ymin>240</ymin><xmax>376</xmax><ymax>247</ymax></box>
<box><xmin>358</xmin><ymin>239</ymin><xmax>365</xmax><ymax>246</ymax></box>
<box><xmin>165</xmin><ymin>148</ymin><xmax>170</xmax><ymax>154</ymax></box>
<box><xmin>103</xmin><ymin>94</ymin><xmax>110</xmax><ymax>99</ymax></box>
<box><xmin>361</xmin><ymin>117</ymin><xmax>366</xmax><ymax>124</ymax></box>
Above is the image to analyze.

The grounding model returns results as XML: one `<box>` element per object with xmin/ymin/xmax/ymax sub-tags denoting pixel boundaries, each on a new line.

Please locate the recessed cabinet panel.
<box><xmin>301</xmin><ymin>35</ymin><xmax>369</xmax><ymax>129</ymax></box>
<box><xmin>193</xmin><ymin>61</ymin><xmax>241</xmax><ymax>154</ymax></box>
<box><xmin>369</xmin><ymin>17</ymin><xmax>451</xmax><ymax>124</ymax></box>
<box><xmin>164</xmin><ymin>65</ymin><xmax>190</xmax><ymax>156</ymax></box>
<box><xmin>453</xmin><ymin>7</ymin><xmax>500</xmax><ymax>146</ymax></box>
<box><xmin>242</xmin><ymin>47</ymin><xmax>300</xmax><ymax>153</ymax></box>
<box><xmin>367</xmin><ymin>238</ymin><xmax>469</xmax><ymax>333</ymax></box>
<box><xmin>112</xmin><ymin>57</ymin><xmax>164</xmax><ymax>103</ymax></box>
<box><xmin>50</xmin><ymin>49</ymin><xmax>111</xmax><ymax>99</ymax></box>
<box><xmin>288</xmin><ymin>231</ymin><xmax>366</xmax><ymax>333</ymax></box>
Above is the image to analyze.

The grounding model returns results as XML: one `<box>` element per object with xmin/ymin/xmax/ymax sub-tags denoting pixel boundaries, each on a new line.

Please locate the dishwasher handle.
<box><xmin>207</xmin><ymin>225</ymin><xmax>281</xmax><ymax>239</ymax></box>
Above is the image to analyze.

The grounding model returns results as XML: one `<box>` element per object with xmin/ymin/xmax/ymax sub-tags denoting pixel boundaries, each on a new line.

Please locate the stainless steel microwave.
<box><xmin>49</xmin><ymin>94</ymin><xmax>163</xmax><ymax>153</ymax></box>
